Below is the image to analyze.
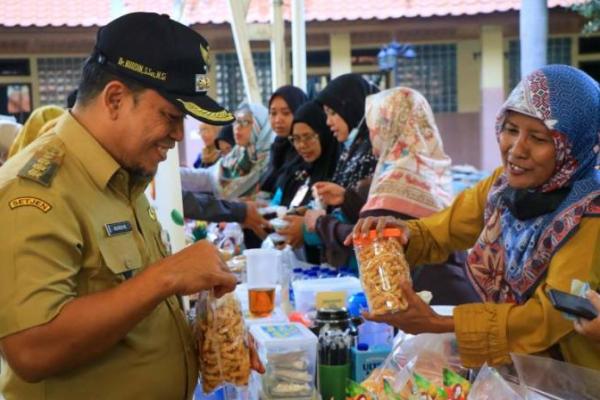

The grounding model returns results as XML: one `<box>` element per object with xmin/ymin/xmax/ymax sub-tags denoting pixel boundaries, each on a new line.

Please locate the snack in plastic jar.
<box><xmin>196</xmin><ymin>291</ymin><xmax>251</xmax><ymax>394</ymax></box>
<box><xmin>353</xmin><ymin>228</ymin><xmax>411</xmax><ymax>315</ymax></box>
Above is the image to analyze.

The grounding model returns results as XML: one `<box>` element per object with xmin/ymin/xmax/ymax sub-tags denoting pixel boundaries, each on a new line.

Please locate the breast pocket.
<box><xmin>96</xmin><ymin>234</ymin><xmax>144</xmax><ymax>287</ymax></box>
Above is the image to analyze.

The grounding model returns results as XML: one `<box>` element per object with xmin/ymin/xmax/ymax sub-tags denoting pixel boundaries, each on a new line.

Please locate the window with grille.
<box><xmin>394</xmin><ymin>43</ymin><xmax>457</xmax><ymax>113</ymax></box>
<box><xmin>508</xmin><ymin>37</ymin><xmax>572</xmax><ymax>90</ymax></box>
<box><xmin>215</xmin><ymin>52</ymin><xmax>272</xmax><ymax>111</ymax></box>
<box><xmin>37</xmin><ymin>57</ymin><xmax>86</xmax><ymax>107</ymax></box>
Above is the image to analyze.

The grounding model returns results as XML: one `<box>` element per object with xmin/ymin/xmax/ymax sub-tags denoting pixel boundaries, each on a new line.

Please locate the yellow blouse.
<box><xmin>405</xmin><ymin>168</ymin><xmax>600</xmax><ymax>369</ymax></box>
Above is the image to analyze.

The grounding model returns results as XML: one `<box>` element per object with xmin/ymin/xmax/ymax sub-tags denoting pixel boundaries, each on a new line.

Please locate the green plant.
<box><xmin>573</xmin><ymin>0</ymin><xmax>600</xmax><ymax>34</ymax></box>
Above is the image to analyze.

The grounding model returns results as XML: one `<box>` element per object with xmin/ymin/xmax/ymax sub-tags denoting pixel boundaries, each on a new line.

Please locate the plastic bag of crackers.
<box><xmin>353</xmin><ymin>228</ymin><xmax>412</xmax><ymax>315</ymax></box>
<box><xmin>196</xmin><ymin>290</ymin><xmax>251</xmax><ymax>394</ymax></box>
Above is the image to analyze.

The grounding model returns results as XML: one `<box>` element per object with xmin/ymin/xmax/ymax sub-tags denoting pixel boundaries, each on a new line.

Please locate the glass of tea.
<box><xmin>244</xmin><ymin>249</ymin><xmax>281</xmax><ymax>318</ymax></box>
<box><xmin>248</xmin><ymin>287</ymin><xmax>276</xmax><ymax>317</ymax></box>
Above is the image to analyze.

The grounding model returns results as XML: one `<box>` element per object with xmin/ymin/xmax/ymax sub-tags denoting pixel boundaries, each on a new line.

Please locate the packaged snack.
<box><xmin>196</xmin><ymin>291</ymin><xmax>251</xmax><ymax>394</ymax></box>
<box><xmin>346</xmin><ymin>379</ymin><xmax>377</xmax><ymax>400</ymax></box>
<box><xmin>360</xmin><ymin>367</ymin><xmax>397</xmax><ymax>397</ymax></box>
<box><xmin>410</xmin><ymin>373</ymin><xmax>447</xmax><ymax>400</ymax></box>
<box><xmin>442</xmin><ymin>368</ymin><xmax>470</xmax><ymax>400</ymax></box>
<box><xmin>353</xmin><ymin>229</ymin><xmax>411</xmax><ymax>315</ymax></box>
<box><xmin>360</xmin><ymin>333</ymin><xmax>465</xmax><ymax>399</ymax></box>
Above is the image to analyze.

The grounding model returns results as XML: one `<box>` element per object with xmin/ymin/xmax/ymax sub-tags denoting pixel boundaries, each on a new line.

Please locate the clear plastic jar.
<box><xmin>353</xmin><ymin>228</ymin><xmax>411</xmax><ymax>315</ymax></box>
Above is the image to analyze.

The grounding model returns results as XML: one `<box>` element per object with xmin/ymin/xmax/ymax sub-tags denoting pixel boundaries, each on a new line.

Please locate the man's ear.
<box><xmin>102</xmin><ymin>81</ymin><xmax>127</xmax><ymax>120</ymax></box>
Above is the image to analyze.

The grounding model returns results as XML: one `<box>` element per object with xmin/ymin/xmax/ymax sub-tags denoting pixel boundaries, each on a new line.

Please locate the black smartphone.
<box><xmin>547</xmin><ymin>289</ymin><xmax>598</xmax><ymax>320</ymax></box>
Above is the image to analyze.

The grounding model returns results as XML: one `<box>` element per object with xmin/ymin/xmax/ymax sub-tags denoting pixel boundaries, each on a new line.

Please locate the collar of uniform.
<box><xmin>57</xmin><ymin>112</ymin><xmax>121</xmax><ymax>190</ymax></box>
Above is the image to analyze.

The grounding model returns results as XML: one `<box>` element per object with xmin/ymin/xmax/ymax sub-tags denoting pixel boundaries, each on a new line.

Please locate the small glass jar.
<box><xmin>353</xmin><ymin>228</ymin><xmax>411</xmax><ymax>315</ymax></box>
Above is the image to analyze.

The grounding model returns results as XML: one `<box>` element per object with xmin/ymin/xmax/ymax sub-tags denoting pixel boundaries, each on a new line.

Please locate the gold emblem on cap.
<box><xmin>195</xmin><ymin>74</ymin><xmax>210</xmax><ymax>92</ymax></box>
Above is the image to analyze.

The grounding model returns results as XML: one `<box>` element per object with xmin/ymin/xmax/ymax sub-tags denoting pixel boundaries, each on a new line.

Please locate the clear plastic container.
<box><xmin>249</xmin><ymin>323</ymin><xmax>318</xmax><ymax>399</ymax></box>
<box><xmin>353</xmin><ymin>228</ymin><xmax>411</xmax><ymax>315</ymax></box>
<box><xmin>291</xmin><ymin>276</ymin><xmax>363</xmax><ymax>313</ymax></box>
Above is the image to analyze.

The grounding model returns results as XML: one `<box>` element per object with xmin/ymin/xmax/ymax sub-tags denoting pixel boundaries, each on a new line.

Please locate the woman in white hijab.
<box><xmin>180</xmin><ymin>103</ymin><xmax>274</xmax><ymax>200</ymax></box>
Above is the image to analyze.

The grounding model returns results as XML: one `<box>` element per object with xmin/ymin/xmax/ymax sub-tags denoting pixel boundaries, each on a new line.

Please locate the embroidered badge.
<box><xmin>117</xmin><ymin>57</ymin><xmax>167</xmax><ymax>81</ymax></box>
<box><xmin>18</xmin><ymin>145</ymin><xmax>64</xmax><ymax>187</ymax></box>
<box><xmin>9</xmin><ymin>197</ymin><xmax>52</xmax><ymax>213</ymax></box>
<box><xmin>176</xmin><ymin>99</ymin><xmax>234</xmax><ymax>123</ymax></box>
<box><xmin>104</xmin><ymin>221</ymin><xmax>133</xmax><ymax>237</ymax></box>
<box><xmin>195</xmin><ymin>74</ymin><xmax>210</xmax><ymax>92</ymax></box>
<box><xmin>148</xmin><ymin>206</ymin><xmax>157</xmax><ymax>221</ymax></box>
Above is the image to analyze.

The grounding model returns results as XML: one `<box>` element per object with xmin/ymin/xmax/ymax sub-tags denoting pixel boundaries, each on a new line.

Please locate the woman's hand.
<box><xmin>343</xmin><ymin>216</ymin><xmax>410</xmax><ymax>246</ymax></box>
<box><xmin>280</xmin><ymin>215</ymin><xmax>304</xmax><ymax>248</ymax></box>
<box><xmin>574</xmin><ymin>290</ymin><xmax>600</xmax><ymax>342</ymax></box>
<box><xmin>304</xmin><ymin>209</ymin><xmax>326</xmax><ymax>232</ymax></box>
<box><xmin>313</xmin><ymin>182</ymin><xmax>345</xmax><ymax>206</ymax></box>
<box><xmin>363</xmin><ymin>282</ymin><xmax>454</xmax><ymax>334</ymax></box>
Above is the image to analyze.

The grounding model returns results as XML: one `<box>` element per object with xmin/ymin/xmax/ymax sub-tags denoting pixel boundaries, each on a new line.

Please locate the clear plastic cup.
<box><xmin>244</xmin><ymin>249</ymin><xmax>281</xmax><ymax>317</ymax></box>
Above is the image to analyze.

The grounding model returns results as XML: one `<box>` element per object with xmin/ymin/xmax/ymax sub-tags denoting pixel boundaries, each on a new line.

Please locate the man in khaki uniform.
<box><xmin>0</xmin><ymin>12</ymin><xmax>246</xmax><ymax>399</ymax></box>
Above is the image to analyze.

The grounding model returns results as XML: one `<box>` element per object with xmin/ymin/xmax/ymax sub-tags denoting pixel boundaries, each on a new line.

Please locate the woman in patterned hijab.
<box><xmin>215</xmin><ymin>103</ymin><xmax>274</xmax><ymax>199</ymax></box>
<box><xmin>362</xmin><ymin>87</ymin><xmax>453</xmax><ymax>217</ymax></box>
<box><xmin>352</xmin><ymin>65</ymin><xmax>600</xmax><ymax>370</ymax></box>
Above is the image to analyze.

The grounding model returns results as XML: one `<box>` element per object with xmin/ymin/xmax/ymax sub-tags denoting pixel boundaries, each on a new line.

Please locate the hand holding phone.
<box><xmin>548</xmin><ymin>289</ymin><xmax>599</xmax><ymax>320</ymax></box>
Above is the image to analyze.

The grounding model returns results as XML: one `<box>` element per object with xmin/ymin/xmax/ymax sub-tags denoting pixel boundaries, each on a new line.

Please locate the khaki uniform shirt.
<box><xmin>0</xmin><ymin>114</ymin><xmax>198</xmax><ymax>399</ymax></box>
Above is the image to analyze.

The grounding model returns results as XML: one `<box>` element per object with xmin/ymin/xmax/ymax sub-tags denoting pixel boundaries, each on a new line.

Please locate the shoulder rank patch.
<box><xmin>9</xmin><ymin>197</ymin><xmax>52</xmax><ymax>213</ymax></box>
<box><xmin>17</xmin><ymin>144</ymin><xmax>65</xmax><ymax>187</ymax></box>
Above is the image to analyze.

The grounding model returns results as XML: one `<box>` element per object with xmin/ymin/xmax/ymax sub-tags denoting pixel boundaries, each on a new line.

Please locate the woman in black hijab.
<box><xmin>275</xmin><ymin>101</ymin><xmax>339</xmax><ymax>208</ymax></box>
<box><xmin>260</xmin><ymin>85</ymin><xmax>308</xmax><ymax>194</ymax></box>
<box><xmin>214</xmin><ymin>124</ymin><xmax>235</xmax><ymax>156</ymax></box>
<box><xmin>280</xmin><ymin>74</ymin><xmax>379</xmax><ymax>262</ymax></box>
<box><xmin>315</xmin><ymin>73</ymin><xmax>378</xmax><ymax>189</ymax></box>
<box><xmin>277</xmin><ymin>101</ymin><xmax>338</xmax><ymax>262</ymax></box>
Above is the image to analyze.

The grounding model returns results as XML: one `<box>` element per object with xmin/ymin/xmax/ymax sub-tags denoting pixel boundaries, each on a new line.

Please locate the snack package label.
<box><xmin>260</xmin><ymin>324</ymin><xmax>303</xmax><ymax>339</ymax></box>
<box><xmin>316</xmin><ymin>291</ymin><xmax>347</xmax><ymax>309</ymax></box>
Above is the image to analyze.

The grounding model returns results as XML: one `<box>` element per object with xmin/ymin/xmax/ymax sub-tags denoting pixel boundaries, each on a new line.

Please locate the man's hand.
<box><xmin>280</xmin><ymin>215</ymin><xmax>304</xmax><ymax>248</ymax></box>
<box><xmin>574</xmin><ymin>290</ymin><xmax>600</xmax><ymax>342</ymax></box>
<box><xmin>312</xmin><ymin>182</ymin><xmax>345</xmax><ymax>206</ymax></box>
<box><xmin>242</xmin><ymin>201</ymin><xmax>269</xmax><ymax>239</ymax></box>
<box><xmin>248</xmin><ymin>333</ymin><xmax>265</xmax><ymax>374</ymax></box>
<box><xmin>160</xmin><ymin>240</ymin><xmax>237</xmax><ymax>297</ymax></box>
<box><xmin>344</xmin><ymin>216</ymin><xmax>410</xmax><ymax>246</ymax></box>
<box><xmin>363</xmin><ymin>281</ymin><xmax>454</xmax><ymax>334</ymax></box>
<box><xmin>304</xmin><ymin>209</ymin><xmax>325</xmax><ymax>232</ymax></box>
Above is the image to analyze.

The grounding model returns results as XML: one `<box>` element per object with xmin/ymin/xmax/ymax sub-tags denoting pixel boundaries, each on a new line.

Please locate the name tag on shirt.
<box><xmin>105</xmin><ymin>221</ymin><xmax>133</xmax><ymax>237</ymax></box>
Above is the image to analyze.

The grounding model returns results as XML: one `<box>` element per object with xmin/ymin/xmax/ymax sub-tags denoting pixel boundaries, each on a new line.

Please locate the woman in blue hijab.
<box><xmin>351</xmin><ymin>65</ymin><xmax>600</xmax><ymax>369</ymax></box>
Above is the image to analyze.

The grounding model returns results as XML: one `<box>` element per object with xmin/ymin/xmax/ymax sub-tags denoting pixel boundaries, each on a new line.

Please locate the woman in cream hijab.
<box><xmin>7</xmin><ymin>105</ymin><xmax>64</xmax><ymax>158</ymax></box>
<box><xmin>0</xmin><ymin>120</ymin><xmax>21</xmax><ymax>166</ymax></box>
<box><xmin>361</xmin><ymin>86</ymin><xmax>453</xmax><ymax>216</ymax></box>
